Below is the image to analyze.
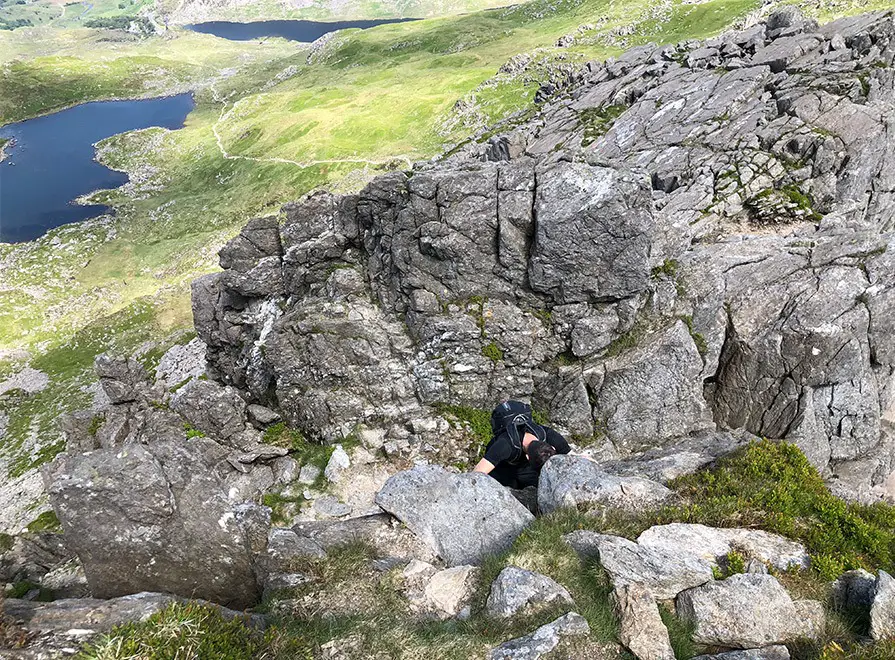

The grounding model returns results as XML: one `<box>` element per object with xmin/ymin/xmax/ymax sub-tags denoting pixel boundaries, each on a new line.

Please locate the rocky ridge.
<box><xmin>3</xmin><ymin>7</ymin><xmax>895</xmax><ymax>659</ymax></box>
<box><xmin>192</xmin><ymin>6</ymin><xmax>895</xmax><ymax>504</ymax></box>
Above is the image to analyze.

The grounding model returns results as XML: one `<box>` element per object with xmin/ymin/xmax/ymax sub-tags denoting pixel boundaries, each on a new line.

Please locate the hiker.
<box><xmin>473</xmin><ymin>400</ymin><xmax>570</xmax><ymax>489</ymax></box>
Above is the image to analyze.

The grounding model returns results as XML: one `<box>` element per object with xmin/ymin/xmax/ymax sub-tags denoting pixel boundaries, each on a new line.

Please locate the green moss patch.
<box><xmin>578</xmin><ymin>103</ymin><xmax>627</xmax><ymax>147</ymax></box>
<box><xmin>481</xmin><ymin>341</ymin><xmax>504</xmax><ymax>362</ymax></box>
<box><xmin>26</xmin><ymin>510</ymin><xmax>61</xmax><ymax>534</ymax></box>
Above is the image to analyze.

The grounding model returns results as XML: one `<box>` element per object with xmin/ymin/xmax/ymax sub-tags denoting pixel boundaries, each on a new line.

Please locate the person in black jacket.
<box><xmin>472</xmin><ymin>400</ymin><xmax>571</xmax><ymax>489</ymax></box>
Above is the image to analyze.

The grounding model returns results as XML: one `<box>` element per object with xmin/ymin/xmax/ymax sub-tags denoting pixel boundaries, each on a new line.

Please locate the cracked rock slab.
<box><xmin>486</xmin><ymin>566</ymin><xmax>574</xmax><ymax>618</ymax></box>
<box><xmin>677</xmin><ymin>574</ymin><xmax>821</xmax><ymax>648</ymax></box>
<box><xmin>637</xmin><ymin>523</ymin><xmax>810</xmax><ymax>571</ymax></box>
<box><xmin>563</xmin><ymin>531</ymin><xmax>714</xmax><ymax>599</ymax></box>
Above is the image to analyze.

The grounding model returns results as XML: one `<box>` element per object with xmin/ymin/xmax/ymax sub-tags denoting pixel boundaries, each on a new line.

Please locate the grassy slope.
<box><xmin>0</xmin><ymin>0</ymin><xmax>890</xmax><ymax>529</ymax></box>
<box><xmin>76</xmin><ymin>443</ymin><xmax>895</xmax><ymax>659</ymax></box>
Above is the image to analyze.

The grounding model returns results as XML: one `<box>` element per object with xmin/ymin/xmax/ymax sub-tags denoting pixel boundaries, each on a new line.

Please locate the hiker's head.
<box><xmin>526</xmin><ymin>440</ymin><xmax>556</xmax><ymax>469</ymax></box>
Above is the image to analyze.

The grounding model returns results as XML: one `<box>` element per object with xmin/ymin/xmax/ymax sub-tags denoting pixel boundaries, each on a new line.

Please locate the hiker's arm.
<box><xmin>545</xmin><ymin>427</ymin><xmax>571</xmax><ymax>454</ymax></box>
<box><xmin>473</xmin><ymin>458</ymin><xmax>495</xmax><ymax>474</ymax></box>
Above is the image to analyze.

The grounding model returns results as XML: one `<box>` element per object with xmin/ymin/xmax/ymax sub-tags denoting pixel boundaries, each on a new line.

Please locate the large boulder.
<box><xmin>563</xmin><ymin>531</ymin><xmax>713</xmax><ymax>599</ymax></box>
<box><xmin>637</xmin><ymin>523</ymin><xmax>810</xmax><ymax>571</ymax></box>
<box><xmin>677</xmin><ymin>574</ymin><xmax>821</xmax><ymax>648</ymax></box>
<box><xmin>613</xmin><ymin>583</ymin><xmax>676</xmax><ymax>660</ymax></box>
<box><xmin>486</xmin><ymin>566</ymin><xmax>574</xmax><ymax>618</ymax></box>
<box><xmin>870</xmin><ymin>569</ymin><xmax>895</xmax><ymax>640</ymax></box>
<box><xmin>538</xmin><ymin>455</ymin><xmax>673</xmax><ymax>514</ymax></box>
<box><xmin>375</xmin><ymin>466</ymin><xmax>534</xmax><ymax>566</ymax></box>
<box><xmin>43</xmin><ymin>439</ymin><xmax>268</xmax><ymax>609</ymax></box>
<box><xmin>488</xmin><ymin>612</ymin><xmax>590</xmax><ymax>660</ymax></box>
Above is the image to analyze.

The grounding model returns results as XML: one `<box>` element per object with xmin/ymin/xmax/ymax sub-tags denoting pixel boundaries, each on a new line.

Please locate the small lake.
<box><xmin>0</xmin><ymin>93</ymin><xmax>195</xmax><ymax>243</ymax></box>
<box><xmin>186</xmin><ymin>18</ymin><xmax>416</xmax><ymax>42</ymax></box>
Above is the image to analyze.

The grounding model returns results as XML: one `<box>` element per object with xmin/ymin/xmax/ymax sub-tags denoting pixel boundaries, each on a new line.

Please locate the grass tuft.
<box><xmin>77</xmin><ymin>601</ymin><xmax>265</xmax><ymax>660</ymax></box>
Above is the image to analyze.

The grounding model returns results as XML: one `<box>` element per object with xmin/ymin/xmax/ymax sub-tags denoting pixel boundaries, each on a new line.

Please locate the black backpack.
<box><xmin>490</xmin><ymin>400</ymin><xmax>546</xmax><ymax>464</ymax></box>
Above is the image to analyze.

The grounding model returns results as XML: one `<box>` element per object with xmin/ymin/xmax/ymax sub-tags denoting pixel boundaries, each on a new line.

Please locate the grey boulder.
<box><xmin>486</xmin><ymin>566</ymin><xmax>574</xmax><ymax>618</ymax></box>
<box><xmin>538</xmin><ymin>454</ymin><xmax>673</xmax><ymax>514</ymax></box>
<box><xmin>375</xmin><ymin>465</ymin><xmax>534</xmax><ymax>566</ymax></box>
<box><xmin>677</xmin><ymin>574</ymin><xmax>821</xmax><ymax>648</ymax></box>
<box><xmin>563</xmin><ymin>531</ymin><xmax>713</xmax><ymax>599</ymax></box>
<box><xmin>832</xmin><ymin>568</ymin><xmax>876</xmax><ymax>612</ymax></box>
<box><xmin>43</xmin><ymin>439</ymin><xmax>267</xmax><ymax>609</ymax></box>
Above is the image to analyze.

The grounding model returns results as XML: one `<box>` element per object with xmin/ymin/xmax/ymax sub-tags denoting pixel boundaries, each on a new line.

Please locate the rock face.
<box><xmin>375</xmin><ymin>465</ymin><xmax>534</xmax><ymax>566</ymax></box>
<box><xmin>677</xmin><ymin>574</ymin><xmax>821</xmax><ymax>648</ymax></box>
<box><xmin>191</xmin><ymin>9</ymin><xmax>895</xmax><ymax>502</ymax></box>
<box><xmin>488</xmin><ymin>612</ymin><xmax>590</xmax><ymax>660</ymax></box>
<box><xmin>43</xmin><ymin>439</ymin><xmax>267</xmax><ymax>609</ymax></box>
<box><xmin>538</xmin><ymin>455</ymin><xmax>673</xmax><ymax>513</ymax></box>
<box><xmin>486</xmin><ymin>566</ymin><xmax>574</xmax><ymax>618</ymax></box>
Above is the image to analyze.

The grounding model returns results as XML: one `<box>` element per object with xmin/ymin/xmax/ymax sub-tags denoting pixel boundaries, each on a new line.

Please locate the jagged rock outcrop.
<box><xmin>192</xmin><ymin>9</ymin><xmax>895</xmax><ymax>502</ymax></box>
<box><xmin>40</xmin><ymin>355</ymin><xmax>303</xmax><ymax>608</ymax></box>
<box><xmin>12</xmin><ymin>8</ymin><xmax>895</xmax><ymax>659</ymax></box>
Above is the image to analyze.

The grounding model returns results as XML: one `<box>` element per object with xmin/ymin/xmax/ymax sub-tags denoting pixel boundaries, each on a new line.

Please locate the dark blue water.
<box><xmin>186</xmin><ymin>18</ymin><xmax>416</xmax><ymax>42</ymax></box>
<box><xmin>0</xmin><ymin>93</ymin><xmax>195</xmax><ymax>243</ymax></box>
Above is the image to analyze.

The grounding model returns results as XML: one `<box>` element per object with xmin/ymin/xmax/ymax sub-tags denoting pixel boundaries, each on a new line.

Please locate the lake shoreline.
<box><xmin>0</xmin><ymin>89</ymin><xmax>199</xmax><ymax>131</ymax></box>
<box><xmin>0</xmin><ymin>93</ymin><xmax>195</xmax><ymax>243</ymax></box>
<box><xmin>184</xmin><ymin>17</ymin><xmax>418</xmax><ymax>42</ymax></box>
